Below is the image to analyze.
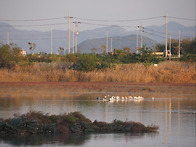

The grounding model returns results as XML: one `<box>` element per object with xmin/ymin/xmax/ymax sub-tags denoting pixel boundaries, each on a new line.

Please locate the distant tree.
<box><xmin>13</xmin><ymin>47</ymin><xmax>24</xmax><ymax>63</ymax></box>
<box><xmin>155</xmin><ymin>38</ymin><xmax>191</xmax><ymax>55</ymax></box>
<box><xmin>0</xmin><ymin>44</ymin><xmax>15</xmax><ymax>68</ymax></box>
<box><xmin>10</xmin><ymin>43</ymin><xmax>16</xmax><ymax>50</ymax></box>
<box><xmin>91</xmin><ymin>48</ymin><xmax>97</xmax><ymax>54</ymax></box>
<box><xmin>138</xmin><ymin>47</ymin><xmax>161</xmax><ymax>66</ymax></box>
<box><xmin>117</xmin><ymin>51</ymin><xmax>128</xmax><ymax>63</ymax></box>
<box><xmin>155</xmin><ymin>43</ymin><xmax>165</xmax><ymax>52</ymax></box>
<box><xmin>72</xmin><ymin>54</ymin><xmax>98</xmax><ymax>72</ymax></box>
<box><xmin>189</xmin><ymin>38</ymin><xmax>196</xmax><ymax>54</ymax></box>
<box><xmin>123</xmin><ymin>47</ymin><xmax>130</xmax><ymax>54</ymax></box>
<box><xmin>181</xmin><ymin>38</ymin><xmax>196</xmax><ymax>54</ymax></box>
<box><xmin>58</xmin><ymin>47</ymin><xmax>64</xmax><ymax>55</ymax></box>
<box><xmin>101</xmin><ymin>45</ymin><xmax>106</xmax><ymax>54</ymax></box>
<box><xmin>28</xmin><ymin>42</ymin><xmax>36</xmax><ymax>53</ymax></box>
<box><xmin>171</xmin><ymin>39</ymin><xmax>180</xmax><ymax>55</ymax></box>
<box><xmin>113</xmin><ymin>49</ymin><xmax>122</xmax><ymax>54</ymax></box>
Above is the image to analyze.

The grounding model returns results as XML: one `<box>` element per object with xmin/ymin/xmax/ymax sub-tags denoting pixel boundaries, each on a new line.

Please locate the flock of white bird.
<box><xmin>97</xmin><ymin>95</ymin><xmax>145</xmax><ymax>102</ymax></box>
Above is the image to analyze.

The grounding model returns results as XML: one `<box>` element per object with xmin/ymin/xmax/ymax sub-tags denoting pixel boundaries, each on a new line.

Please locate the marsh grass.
<box><xmin>0</xmin><ymin>61</ymin><xmax>195</xmax><ymax>83</ymax></box>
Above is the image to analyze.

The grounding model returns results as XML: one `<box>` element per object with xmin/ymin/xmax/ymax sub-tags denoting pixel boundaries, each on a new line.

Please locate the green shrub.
<box><xmin>0</xmin><ymin>44</ymin><xmax>15</xmax><ymax>68</ymax></box>
<box><xmin>72</xmin><ymin>54</ymin><xmax>98</xmax><ymax>72</ymax></box>
<box><xmin>64</xmin><ymin>115</ymin><xmax>79</xmax><ymax>124</ymax></box>
<box><xmin>71</xmin><ymin>112</ymin><xmax>92</xmax><ymax>125</ymax></box>
<box><xmin>180</xmin><ymin>53</ymin><xmax>196</xmax><ymax>62</ymax></box>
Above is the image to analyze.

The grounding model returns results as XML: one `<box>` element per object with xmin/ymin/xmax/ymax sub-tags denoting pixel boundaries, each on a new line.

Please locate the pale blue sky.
<box><xmin>0</xmin><ymin>0</ymin><xmax>195</xmax><ymax>31</ymax></box>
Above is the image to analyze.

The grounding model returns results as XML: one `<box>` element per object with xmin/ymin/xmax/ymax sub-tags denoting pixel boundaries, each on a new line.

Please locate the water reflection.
<box><xmin>169</xmin><ymin>98</ymin><xmax>171</xmax><ymax>134</ymax></box>
<box><xmin>0</xmin><ymin>92</ymin><xmax>195</xmax><ymax>147</ymax></box>
<box><xmin>178</xmin><ymin>100</ymin><xmax>181</xmax><ymax>135</ymax></box>
<box><xmin>0</xmin><ymin>132</ymin><xmax>159</xmax><ymax>146</ymax></box>
<box><xmin>0</xmin><ymin>134</ymin><xmax>90</xmax><ymax>146</ymax></box>
<box><xmin>165</xmin><ymin>99</ymin><xmax>168</xmax><ymax>147</ymax></box>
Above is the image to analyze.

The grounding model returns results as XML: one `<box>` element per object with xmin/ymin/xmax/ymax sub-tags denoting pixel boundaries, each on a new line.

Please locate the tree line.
<box><xmin>155</xmin><ymin>37</ymin><xmax>196</xmax><ymax>54</ymax></box>
<box><xmin>0</xmin><ymin>37</ymin><xmax>195</xmax><ymax>72</ymax></box>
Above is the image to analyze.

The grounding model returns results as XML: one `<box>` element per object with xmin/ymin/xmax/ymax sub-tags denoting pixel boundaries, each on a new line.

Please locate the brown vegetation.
<box><xmin>0</xmin><ymin>61</ymin><xmax>195</xmax><ymax>83</ymax></box>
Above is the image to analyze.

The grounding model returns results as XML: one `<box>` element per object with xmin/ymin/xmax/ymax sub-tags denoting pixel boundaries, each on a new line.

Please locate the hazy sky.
<box><xmin>0</xmin><ymin>0</ymin><xmax>195</xmax><ymax>31</ymax></box>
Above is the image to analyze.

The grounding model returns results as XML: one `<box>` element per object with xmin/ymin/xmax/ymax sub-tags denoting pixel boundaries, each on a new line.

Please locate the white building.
<box><xmin>21</xmin><ymin>49</ymin><xmax>27</xmax><ymax>56</ymax></box>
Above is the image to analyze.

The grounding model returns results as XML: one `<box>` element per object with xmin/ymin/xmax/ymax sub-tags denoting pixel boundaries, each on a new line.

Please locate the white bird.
<box><xmin>115</xmin><ymin>96</ymin><xmax>120</xmax><ymax>100</ymax></box>
<box><xmin>108</xmin><ymin>98</ymin><xmax>114</xmax><ymax>102</ymax></box>
<box><xmin>133</xmin><ymin>96</ymin><xmax>138</xmax><ymax>99</ymax></box>
<box><xmin>103</xmin><ymin>97</ymin><xmax>107</xmax><ymax>101</ymax></box>
<box><xmin>138</xmin><ymin>96</ymin><xmax>144</xmax><ymax>99</ymax></box>
<box><xmin>98</xmin><ymin>95</ymin><xmax>144</xmax><ymax>103</ymax></box>
<box><xmin>111</xmin><ymin>96</ymin><xmax>115</xmax><ymax>99</ymax></box>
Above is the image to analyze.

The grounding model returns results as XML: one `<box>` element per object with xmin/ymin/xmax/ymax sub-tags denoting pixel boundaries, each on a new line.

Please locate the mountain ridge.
<box><xmin>76</xmin><ymin>34</ymin><xmax>156</xmax><ymax>54</ymax></box>
<box><xmin>0</xmin><ymin>21</ymin><xmax>195</xmax><ymax>53</ymax></box>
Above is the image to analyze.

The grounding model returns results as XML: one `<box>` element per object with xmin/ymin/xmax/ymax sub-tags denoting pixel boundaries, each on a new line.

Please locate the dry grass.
<box><xmin>0</xmin><ymin>61</ymin><xmax>195</xmax><ymax>83</ymax></box>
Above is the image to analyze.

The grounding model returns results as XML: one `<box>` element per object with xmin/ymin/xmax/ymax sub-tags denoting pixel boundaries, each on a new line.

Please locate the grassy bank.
<box><xmin>0</xmin><ymin>61</ymin><xmax>195</xmax><ymax>83</ymax></box>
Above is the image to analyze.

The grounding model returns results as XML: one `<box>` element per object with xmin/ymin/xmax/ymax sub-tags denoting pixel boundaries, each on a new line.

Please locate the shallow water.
<box><xmin>0</xmin><ymin>91</ymin><xmax>195</xmax><ymax>147</ymax></box>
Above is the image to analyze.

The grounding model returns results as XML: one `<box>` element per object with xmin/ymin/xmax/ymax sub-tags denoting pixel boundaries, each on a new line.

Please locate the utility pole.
<box><xmin>7</xmin><ymin>32</ymin><xmax>9</xmax><ymax>45</ymax></box>
<box><xmin>169</xmin><ymin>35</ymin><xmax>171</xmax><ymax>54</ymax></box>
<box><xmin>72</xmin><ymin>28</ymin><xmax>74</xmax><ymax>54</ymax></box>
<box><xmin>111</xmin><ymin>38</ymin><xmax>113</xmax><ymax>52</ymax></box>
<box><xmin>106</xmin><ymin>31</ymin><xmax>108</xmax><ymax>53</ymax></box>
<box><xmin>178</xmin><ymin>30</ymin><xmax>181</xmax><ymax>58</ymax></box>
<box><xmin>73</xmin><ymin>20</ymin><xmax>81</xmax><ymax>53</ymax></box>
<box><xmin>68</xmin><ymin>13</ymin><xmax>73</xmax><ymax>54</ymax></box>
<box><xmin>136</xmin><ymin>26</ymin><xmax>139</xmax><ymax>53</ymax></box>
<box><xmin>74</xmin><ymin>21</ymin><xmax>77</xmax><ymax>53</ymax></box>
<box><xmin>140</xmin><ymin>25</ymin><xmax>143</xmax><ymax>49</ymax></box>
<box><xmin>51</xmin><ymin>27</ymin><xmax>52</xmax><ymax>55</ymax></box>
<box><xmin>68</xmin><ymin>13</ymin><xmax>70</xmax><ymax>54</ymax></box>
<box><xmin>169</xmin><ymin>35</ymin><xmax>171</xmax><ymax>60</ymax></box>
<box><xmin>165</xmin><ymin>14</ymin><xmax>168</xmax><ymax>57</ymax></box>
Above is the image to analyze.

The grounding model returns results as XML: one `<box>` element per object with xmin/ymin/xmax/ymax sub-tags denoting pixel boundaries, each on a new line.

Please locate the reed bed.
<box><xmin>0</xmin><ymin>61</ymin><xmax>195</xmax><ymax>83</ymax></box>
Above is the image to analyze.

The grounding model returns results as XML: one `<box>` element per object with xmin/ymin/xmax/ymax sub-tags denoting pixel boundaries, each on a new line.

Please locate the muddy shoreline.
<box><xmin>0</xmin><ymin>82</ymin><xmax>195</xmax><ymax>99</ymax></box>
<box><xmin>0</xmin><ymin>81</ymin><xmax>195</xmax><ymax>87</ymax></box>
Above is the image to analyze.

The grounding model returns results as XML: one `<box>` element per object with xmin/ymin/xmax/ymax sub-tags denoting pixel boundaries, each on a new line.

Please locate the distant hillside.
<box><xmin>80</xmin><ymin>25</ymin><xmax>129</xmax><ymax>42</ymax></box>
<box><xmin>76</xmin><ymin>34</ymin><xmax>156</xmax><ymax>54</ymax></box>
<box><xmin>143</xmin><ymin>21</ymin><xmax>196</xmax><ymax>42</ymax></box>
<box><xmin>0</xmin><ymin>21</ymin><xmax>195</xmax><ymax>53</ymax></box>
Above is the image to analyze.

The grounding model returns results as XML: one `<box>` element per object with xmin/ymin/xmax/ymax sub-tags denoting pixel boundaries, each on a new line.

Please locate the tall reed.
<box><xmin>0</xmin><ymin>61</ymin><xmax>195</xmax><ymax>83</ymax></box>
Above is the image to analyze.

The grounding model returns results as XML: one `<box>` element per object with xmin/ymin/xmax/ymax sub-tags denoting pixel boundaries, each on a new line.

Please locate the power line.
<box><xmin>1</xmin><ymin>15</ymin><xmax>194</xmax><ymax>22</ymax></box>
<box><xmin>144</xmin><ymin>28</ymin><xmax>165</xmax><ymax>34</ymax></box>
<box><xmin>143</xmin><ymin>30</ymin><xmax>165</xmax><ymax>39</ymax></box>
<box><xmin>81</xmin><ymin>22</ymin><xmax>112</xmax><ymax>27</ymax></box>
<box><xmin>0</xmin><ymin>22</ymin><xmax>68</xmax><ymax>27</ymax></box>
<box><xmin>145</xmin><ymin>27</ymin><xmax>194</xmax><ymax>37</ymax></box>
<box><xmin>0</xmin><ymin>17</ymin><xmax>65</xmax><ymax>22</ymax></box>
<box><xmin>167</xmin><ymin>16</ymin><xmax>196</xmax><ymax>21</ymax></box>
<box><xmin>81</xmin><ymin>22</ymin><xmax>136</xmax><ymax>28</ymax></box>
<box><xmin>144</xmin><ymin>28</ymin><xmax>167</xmax><ymax>38</ymax></box>
<box><xmin>1</xmin><ymin>36</ymin><xmax>67</xmax><ymax>41</ymax></box>
<box><xmin>0</xmin><ymin>14</ymin><xmax>194</xmax><ymax>43</ymax></box>
<box><xmin>1</xmin><ymin>15</ymin><xmax>194</xmax><ymax>30</ymax></box>
<box><xmin>144</xmin><ymin>27</ymin><xmax>193</xmax><ymax>38</ymax></box>
<box><xmin>76</xmin><ymin>16</ymin><xmax>164</xmax><ymax>22</ymax></box>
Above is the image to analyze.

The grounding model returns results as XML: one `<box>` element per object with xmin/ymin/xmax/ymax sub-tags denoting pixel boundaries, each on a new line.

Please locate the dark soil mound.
<box><xmin>0</xmin><ymin>111</ymin><xmax>158</xmax><ymax>136</ymax></box>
